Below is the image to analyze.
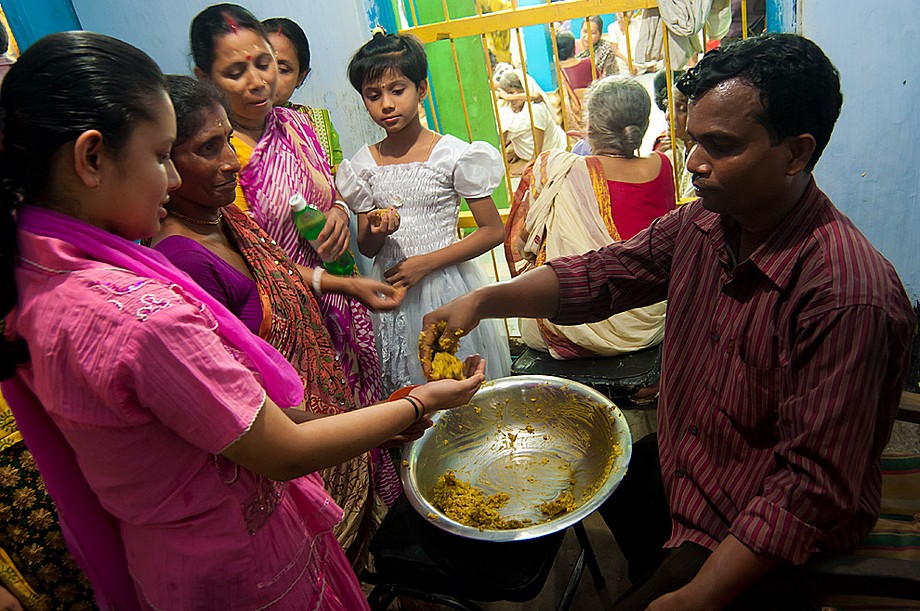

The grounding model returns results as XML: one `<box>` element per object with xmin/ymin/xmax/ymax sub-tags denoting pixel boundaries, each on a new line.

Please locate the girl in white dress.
<box><xmin>337</xmin><ymin>32</ymin><xmax>511</xmax><ymax>393</ymax></box>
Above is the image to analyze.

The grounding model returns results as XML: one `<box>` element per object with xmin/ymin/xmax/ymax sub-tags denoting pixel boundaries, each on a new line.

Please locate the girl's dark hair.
<box><xmin>263</xmin><ymin>17</ymin><xmax>310</xmax><ymax>74</ymax></box>
<box><xmin>0</xmin><ymin>31</ymin><xmax>167</xmax><ymax>379</ymax></box>
<box><xmin>190</xmin><ymin>3</ymin><xmax>269</xmax><ymax>74</ymax></box>
<box><xmin>347</xmin><ymin>32</ymin><xmax>427</xmax><ymax>92</ymax></box>
<box><xmin>556</xmin><ymin>31</ymin><xmax>576</xmax><ymax>61</ymax></box>
<box><xmin>677</xmin><ymin>32</ymin><xmax>842</xmax><ymax>172</ymax></box>
<box><xmin>166</xmin><ymin>75</ymin><xmax>232</xmax><ymax>147</ymax></box>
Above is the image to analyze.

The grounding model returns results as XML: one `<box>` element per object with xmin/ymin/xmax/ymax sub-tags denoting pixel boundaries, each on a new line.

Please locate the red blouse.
<box><xmin>562</xmin><ymin>57</ymin><xmax>594</xmax><ymax>90</ymax></box>
<box><xmin>606</xmin><ymin>151</ymin><xmax>675</xmax><ymax>240</ymax></box>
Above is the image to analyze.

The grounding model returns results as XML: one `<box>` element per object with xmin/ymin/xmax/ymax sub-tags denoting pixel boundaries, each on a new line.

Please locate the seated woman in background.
<box><xmin>554</xmin><ymin>30</ymin><xmax>587</xmax><ymax>140</ymax></box>
<box><xmin>264</xmin><ymin>16</ymin><xmax>344</xmax><ymax>174</ymax></box>
<box><xmin>151</xmin><ymin>76</ymin><xmax>402</xmax><ymax>564</ymax></box>
<box><xmin>505</xmin><ymin>76</ymin><xmax>674</xmax><ymax>359</ymax></box>
<box><xmin>652</xmin><ymin>73</ymin><xmax>696</xmax><ymax>201</ymax></box>
<box><xmin>497</xmin><ymin>70</ymin><xmax>567</xmax><ymax>174</ymax></box>
<box><xmin>557</xmin><ymin>31</ymin><xmax>592</xmax><ymax>92</ymax></box>
<box><xmin>578</xmin><ymin>15</ymin><xmax>618</xmax><ymax>78</ymax></box>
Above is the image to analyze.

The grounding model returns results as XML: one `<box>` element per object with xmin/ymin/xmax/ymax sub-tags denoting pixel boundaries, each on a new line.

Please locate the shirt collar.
<box><xmin>692</xmin><ymin>178</ymin><xmax>828</xmax><ymax>291</ymax></box>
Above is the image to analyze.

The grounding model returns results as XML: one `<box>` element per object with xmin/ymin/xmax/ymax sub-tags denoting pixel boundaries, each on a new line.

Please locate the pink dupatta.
<box><xmin>2</xmin><ymin>206</ymin><xmax>304</xmax><ymax>609</ymax></box>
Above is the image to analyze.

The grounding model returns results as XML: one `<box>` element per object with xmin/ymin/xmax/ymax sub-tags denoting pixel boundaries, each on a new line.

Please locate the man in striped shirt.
<box><xmin>422</xmin><ymin>33</ymin><xmax>914</xmax><ymax>609</ymax></box>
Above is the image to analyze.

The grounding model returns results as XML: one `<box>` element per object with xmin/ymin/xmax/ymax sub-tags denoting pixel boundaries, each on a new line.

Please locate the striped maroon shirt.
<box><xmin>548</xmin><ymin>179</ymin><xmax>914</xmax><ymax>564</ymax></box>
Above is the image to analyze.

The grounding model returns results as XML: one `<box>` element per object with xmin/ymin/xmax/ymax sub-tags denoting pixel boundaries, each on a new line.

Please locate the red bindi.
<box><xmin>246</xmin><ymin>54</ymin><xmax>252</xmax><ymax>61</ymax></box>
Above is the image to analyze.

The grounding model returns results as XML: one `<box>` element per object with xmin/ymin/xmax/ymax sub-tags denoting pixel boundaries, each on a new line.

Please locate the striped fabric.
<box><xmin>858</xmin><ymin>453</ymin><xmax>920</xmax><ymax>561</ymax></box>
<box><xmin>548</xmin><ymin>179</ymin><xmax>915</xmax><ymax>564</ymax></box>
<box><xmin>235</xmin><ymin>107</ymin><xmax>385</xmax><ymax>410</ymax></box>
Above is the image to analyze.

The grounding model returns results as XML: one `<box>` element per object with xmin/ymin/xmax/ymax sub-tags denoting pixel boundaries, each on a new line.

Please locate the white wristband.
<box><xmin>312</xmin><ymin>267</ymin><xmax>325</xmax><ymax>295</ymax></box>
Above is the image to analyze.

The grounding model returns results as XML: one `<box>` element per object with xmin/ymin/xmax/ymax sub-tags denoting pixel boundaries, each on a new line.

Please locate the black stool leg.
<box><xmin>367</xmin><ymin>584</ymin><xmax>397</xmax><ymax>611</ymax></box>
<box><xmin>557</xmin><ymin>550</ymin><xmax>585</xmax><ymax>611</ymax></box>
<box><xmin>367</xmin><ymin>584</ymin><xmax>485</xmax><ymax>611</ymax></box>
<box><xmin>573</xmin><ymin>521</ymin><xmax>606</xmax><ymax>590</ymax></box>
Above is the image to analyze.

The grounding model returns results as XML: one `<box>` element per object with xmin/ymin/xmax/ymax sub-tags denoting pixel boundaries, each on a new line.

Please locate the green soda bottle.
<box><xmin>289</xmin><ymin>194</ymin><xmax>355</xmax><ymax>276</ymax></box>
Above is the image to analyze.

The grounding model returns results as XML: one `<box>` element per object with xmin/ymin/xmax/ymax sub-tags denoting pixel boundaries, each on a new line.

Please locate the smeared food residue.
<box><xmin>432</xmin><ymin>471</ymin><xmax>530</xmax><ymax>530</ymax></box>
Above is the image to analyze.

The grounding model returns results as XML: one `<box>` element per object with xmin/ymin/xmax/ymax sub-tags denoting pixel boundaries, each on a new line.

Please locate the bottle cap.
<box><xmin>289</xmin><ymin>194</ymin><xmax>307</xmax><ymax>212</ymax></box>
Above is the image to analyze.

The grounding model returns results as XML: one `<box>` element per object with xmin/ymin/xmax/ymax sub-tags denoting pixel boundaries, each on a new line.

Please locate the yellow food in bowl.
<box><xmin>432</xmin><ymin>471</ymin><xmax>529</xmax><ymax>530</ymax></box>
<box><xmin>539</xmin><ymin>491</ymin><xmax>577</xmax><ymax>518</ymax></box>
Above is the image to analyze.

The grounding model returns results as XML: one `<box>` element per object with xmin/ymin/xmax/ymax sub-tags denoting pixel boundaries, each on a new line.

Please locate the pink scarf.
<box><xmin>2</xmin><ymin>206</ymin><xmax>304</xmax><ymax>608</ymax></box>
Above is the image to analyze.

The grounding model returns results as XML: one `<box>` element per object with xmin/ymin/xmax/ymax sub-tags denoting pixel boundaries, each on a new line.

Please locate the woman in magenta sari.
<box><xmin>0</xmin><ymin>31</ymin><xmax>484</xmax><ymax>609</ymax></box>
<box><xmin>190</xmin><ymin>5</ymin><xmax>386</xmax><ymax>410</ymax></box>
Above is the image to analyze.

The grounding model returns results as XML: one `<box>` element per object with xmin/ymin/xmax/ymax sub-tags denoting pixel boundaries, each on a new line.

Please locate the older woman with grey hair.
<box><xmin>505</xmin><ymin>76</ymin><xmax>675</xmax><ymax>359</ymax></box>
<box><xmin>496</xmin><ymin>70</ymin><xmax>567</xmax><ymax>173</ymax></box>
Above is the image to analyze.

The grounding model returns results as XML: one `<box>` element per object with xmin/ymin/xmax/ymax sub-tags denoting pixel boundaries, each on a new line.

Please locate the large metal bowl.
<box><xmin>401</xmin><ymin>375</ymin><xmax>632</xmax><ymax>541</ymax></box>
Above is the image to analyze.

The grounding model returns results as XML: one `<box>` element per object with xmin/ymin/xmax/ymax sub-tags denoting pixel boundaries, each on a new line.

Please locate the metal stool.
<box><xmin>510</xmin><ymin>344</ymin><xmax>661</xmax><ymax>407</ymax></box>
<box><xmin>362</xmin><ymin>495</ymin><xmax>605</xmax><ymax>610</ymax></box>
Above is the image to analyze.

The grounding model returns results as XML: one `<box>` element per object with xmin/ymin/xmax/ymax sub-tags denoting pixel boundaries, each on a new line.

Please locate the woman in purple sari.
<box><xmin>191</xmin><ymin>5</ymin><xmax>386</xmax><ymax>410</ymax></box>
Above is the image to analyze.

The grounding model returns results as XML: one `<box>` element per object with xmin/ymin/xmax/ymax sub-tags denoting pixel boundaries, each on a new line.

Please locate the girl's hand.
<box><xmin>368</xmin><ymin>208</ymin><xmax>400</xmax><ymax>236</ymax></box>
<box><xmin>345</xmin><ymin>277</ymin><xmax>405</xmax><ymax>311</ymax></box>
<box><xmin>315</xmin><ymin>205</ymin><xmax>351</xmax><ymax>261</ymax></box>
<box><xmin>410</xmin><ymin>356</ymin><xmax>486</xmax><ymax>414</ymax></box>
<box><xmin>384</xmin><ymin>255</ymin><xmax>433</xmax><ymax>289</ymax></box>
<box><xmin>379</xmin><ymin>416</ymin><xmax>434</xmax><ymax>448</ymax></box>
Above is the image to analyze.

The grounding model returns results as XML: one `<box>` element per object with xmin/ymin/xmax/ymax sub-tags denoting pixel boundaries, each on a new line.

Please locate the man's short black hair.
<box><xmin>677</xmin><ymin>33</ymin><xmax>842</xmax><ymax>172</ymax></box>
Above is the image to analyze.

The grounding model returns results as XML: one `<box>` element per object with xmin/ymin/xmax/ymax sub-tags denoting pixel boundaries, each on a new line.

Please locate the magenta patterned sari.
<box><xmin>237</xmin><ymin>107</ymin><xmax>384</xmax><ymax>410</ymax></box>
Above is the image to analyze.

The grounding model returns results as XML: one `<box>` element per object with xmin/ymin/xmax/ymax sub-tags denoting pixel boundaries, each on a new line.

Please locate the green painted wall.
<box><xmin>404</xmin><ymin>0</ymin><xmax>509</xmax><ymax>210</ymax></box>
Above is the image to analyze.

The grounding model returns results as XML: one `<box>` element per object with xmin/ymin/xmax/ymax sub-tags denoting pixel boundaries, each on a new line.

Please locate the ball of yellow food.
<box><xmin>429</xmin><ymin>351</ymin><xmax>465</xmax><ymax>381</ymax></box>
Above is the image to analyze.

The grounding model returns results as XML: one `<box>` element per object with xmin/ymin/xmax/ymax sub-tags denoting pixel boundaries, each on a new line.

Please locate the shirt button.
<box><xmin>689</xmin><ymin>425</ymin><xmax>699</xmax><ymax>436</ymax></box>
<box><xmin>675</xmin><ymin>470</ymin><xmax>686</xmax><ymax>478</ymax></box>
<box><xmin>711</xmin><ymin>331</ymin><xmax>720</xmax><ymax>342</ymax></box>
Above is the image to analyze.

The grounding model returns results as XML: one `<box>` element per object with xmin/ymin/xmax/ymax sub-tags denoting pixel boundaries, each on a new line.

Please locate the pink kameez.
<box><xmin>4</xmin><ymin>207</ymin><xmax>370</xmax><ymax>610</ymax></box>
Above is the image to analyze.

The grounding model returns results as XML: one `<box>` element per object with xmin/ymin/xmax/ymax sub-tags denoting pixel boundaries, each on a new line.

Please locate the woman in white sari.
<box><xmin>505</xmin><ymin>77</ymin><xmax>675</xmax><ymax>359</ymax></box>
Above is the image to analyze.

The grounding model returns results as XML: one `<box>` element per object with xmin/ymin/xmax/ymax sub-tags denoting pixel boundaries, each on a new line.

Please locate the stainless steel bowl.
<box><xmin>401</xmin><ymin>375</ymin><xmax>632</xmax><ymax>541</ymax></box>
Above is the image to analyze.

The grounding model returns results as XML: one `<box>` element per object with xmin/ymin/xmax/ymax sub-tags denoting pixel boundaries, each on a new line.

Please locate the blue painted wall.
<box><xmin>2</xmin><ymin>0</ymin><xmax>80</xmax><ymax>49</ymax></box>
<box><xmin>797</xmin><ymin>1</ymin><xmax>920</xmax><ymax>299</ymax></box>
<box><xmin>67</xmin><ymin>0</ymin><xmax>383</xmax><ymax>157</ymax></box>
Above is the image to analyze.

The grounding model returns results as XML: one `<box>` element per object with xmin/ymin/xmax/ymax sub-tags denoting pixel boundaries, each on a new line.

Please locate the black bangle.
<box><xmin>403</xmin><ymin>396</ymin><xmax>422</xmax><ymax>420</ymax></box>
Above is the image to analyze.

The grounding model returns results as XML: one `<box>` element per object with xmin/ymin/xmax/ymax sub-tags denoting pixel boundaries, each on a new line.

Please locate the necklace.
<box><xmin>594</xmin><ymin>151</ymin><xmax>633</xmax><ymax>159</ymax></box>
<box><xmin>168</xmin><ymin>209</ymin><xmax>222</xmax><ymax>226</ymax></box>
<box><xmin>377</xmin><ymin>129</ymin><xmax>437</xmax><ymax>160</ymax></box>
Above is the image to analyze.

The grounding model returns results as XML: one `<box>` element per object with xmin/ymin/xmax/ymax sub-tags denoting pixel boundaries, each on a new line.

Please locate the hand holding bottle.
<box><xmin>290</xmin><ymin>194</ymin><xmax>355</xmax><ymax>276</ymax></box>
